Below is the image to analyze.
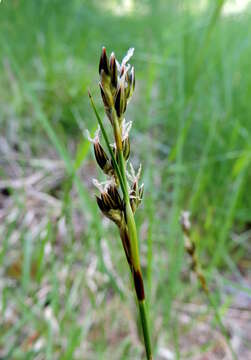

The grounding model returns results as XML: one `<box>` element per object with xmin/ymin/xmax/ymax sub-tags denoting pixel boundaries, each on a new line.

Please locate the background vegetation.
<box><xmin>0</xmin><ymin>0</ymin><xmax>250</xmax><ymax>359</ymax></box>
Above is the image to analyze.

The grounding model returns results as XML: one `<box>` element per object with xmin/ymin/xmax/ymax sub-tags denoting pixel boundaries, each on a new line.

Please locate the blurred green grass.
<box><xmin>0</xmin><ymin>0</ymin><xmax>251</xmax><ymax>359</ymax></box>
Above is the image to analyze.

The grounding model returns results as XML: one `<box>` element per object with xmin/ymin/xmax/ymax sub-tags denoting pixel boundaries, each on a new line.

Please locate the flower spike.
<box><xmin>88</xmin><ymin>47</ymin><xmax>152</xmax><ymax>360</ymax></box>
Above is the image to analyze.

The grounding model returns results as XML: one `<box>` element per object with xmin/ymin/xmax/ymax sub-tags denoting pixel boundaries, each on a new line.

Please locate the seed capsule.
<box><xmin>94</xmin><ymin>141</ymin><xmax>108</xmax><ymax>170</ymax></box>
<box><xmin>93</xmin><ymin>142</ymin><xmax>113</xmax><ymax>176</ymax></box>
<box><xmin>109</xmin><ymin>52</ymin><xmax>118</xmax><ymax>89</ymax></box>
<box><xmin>114</xmin><ymin>85</ymin><xmax>126</xmax><ymax>118</ymax></box>
<box><xmin>99</xmin><ymin>47</ymin><xmax>110</xmax><ymax>76</ymax></box>
<box><xmin>114</xmin><ymin>86</ymin><xmax>122</xmax><ymax>117</ymax></box>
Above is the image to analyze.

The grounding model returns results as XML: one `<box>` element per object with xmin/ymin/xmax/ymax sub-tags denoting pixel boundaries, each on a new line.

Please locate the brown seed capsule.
<box><xmin>114</xmin><ymin>86</ymin><xmax>122</xmax><ymax>117</ymax></box>
<box><xmin>94</xmin><ymin>141</ymin><xmax>109</xmax><ymax>171</ymax></box>
<box><xmin>99</xmin><ymin>47</ymin><xmax>109</xmax><ymax>76</ymax></box>
<box><xmin>109</xmin><ymin>52</ymin><xmax>117</xmax><ymax>89</ymax></box>
<box><xmin>115</xmin><ymin>85</ymin><xmax>127</xmax><ymax>118</ymax></box>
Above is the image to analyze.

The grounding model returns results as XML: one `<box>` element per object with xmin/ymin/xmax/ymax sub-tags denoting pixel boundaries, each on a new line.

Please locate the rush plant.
<box><xmin>180</xmin><ymin>211</ymin><xmax>237</xmax><ymax>360</ymax></box>
<box><xmin>88</xmin><ymin>47</ymin><xmax>152</xmax><ymax>359</ymax></box>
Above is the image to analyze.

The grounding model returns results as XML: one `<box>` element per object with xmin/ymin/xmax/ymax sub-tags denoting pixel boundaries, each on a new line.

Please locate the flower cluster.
<box><xmin>99</xmin><ymin>47</ymin><xmax>135</xmax><ymax>122</ymax></box>
<box><xmin>89</xmin><ymin>48</ymin><xmax>143</xmax><ymax>234</ymax></box>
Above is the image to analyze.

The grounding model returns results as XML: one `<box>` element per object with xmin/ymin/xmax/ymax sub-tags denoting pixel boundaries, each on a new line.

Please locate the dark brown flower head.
<box><xmin>99</xmin><ymin>47</ymin><xmax>110</xmax><ymax>76</ymax></box>
<box><xmin>87</xmin><ymin>128</ymin><xmax>114</xmax><ymax>176</ymax></box>
<box><xmin>94</xmin><ymin>180</ymin><xmax>123</xmax><ymax>211</ymax></box>
<box><xmin>107</xmin><ymin>185</ymin><xmax>123</xmax><ymax>210</ymax></box>
<box><xmin>94</xmin><ymin>180</ymin><xmax>124</xmax><ymax>226</ymax></box>
<box><xmin>101</xmin><ymin>191</ymin><xmax>116</xmax><ymax>210</ymax></box>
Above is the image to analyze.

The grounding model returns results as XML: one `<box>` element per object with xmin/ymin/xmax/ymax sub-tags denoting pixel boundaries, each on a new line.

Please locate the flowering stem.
<box><xmin>90</xmin><ymin>47</ymin><xmax>153</xmax><ymax>359</ymax></box>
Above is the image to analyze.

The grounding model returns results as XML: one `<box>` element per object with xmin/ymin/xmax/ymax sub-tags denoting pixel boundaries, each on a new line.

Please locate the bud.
<box><xmin>122</xmin><ymin>136</ymin><xmax>130</xmax><ymax>161</ymax></box>
<box><xmin>94</xmin><ymin>141</ymin><xmax>108</xmax><ymax>169</ymax></box>
<box><xmin>109</xmin><ymin>52</ymin><xmax>118</xmax><ymax>89</ymax></box>
<box><xmin>99</xmin><ymin>47</ymin><xmax>110</xmax><ymax>76</ymax></box>
<box><xmin>93</xmin><ymin>142</ymin><xmax>113</xmax><ymax>176</ymax></box>
<box><xmin>114</xmin><ymin>85</ymin><xmax>126</xmax><ymax>118</ymax></box>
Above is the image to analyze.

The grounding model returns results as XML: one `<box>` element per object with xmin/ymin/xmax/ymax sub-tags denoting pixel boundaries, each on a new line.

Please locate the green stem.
<box><xmin>114</xmin><ymin>117</ymin><xmax>152</xmax><ymax>359</ymax></box>
<box><xmin>138</xmin><ymin>300</ymin><xmax>153</xmax><ymax>360</ymax></box>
